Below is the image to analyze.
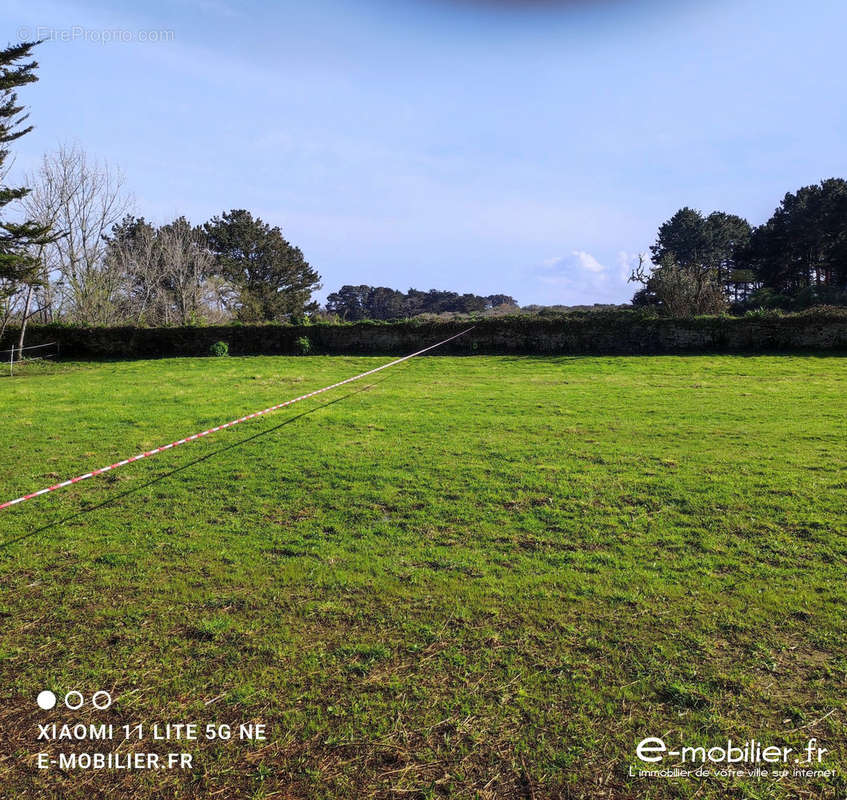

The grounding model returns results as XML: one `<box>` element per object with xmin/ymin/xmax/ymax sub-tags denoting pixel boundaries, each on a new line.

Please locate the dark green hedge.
<box><xmin>3</xmin><ymin>309</ymin><xmax>847</xmax><ymax>359</ymax></box>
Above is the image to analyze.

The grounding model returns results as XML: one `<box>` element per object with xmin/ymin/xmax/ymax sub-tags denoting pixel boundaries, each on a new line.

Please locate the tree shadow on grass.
<box><xmin>0</xmin><ymin>378</ymin><xmax>389</xmax><ymax>550</ymax></box>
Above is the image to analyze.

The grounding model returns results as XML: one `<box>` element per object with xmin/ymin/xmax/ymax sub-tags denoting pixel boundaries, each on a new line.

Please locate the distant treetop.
<box><xmin>325</xmin><ymin>286</ymin><xmax>517</xmax><ymax>320</ymax></box>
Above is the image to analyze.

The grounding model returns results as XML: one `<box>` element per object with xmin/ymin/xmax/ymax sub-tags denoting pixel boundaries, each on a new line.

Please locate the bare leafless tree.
<box><xmin>105</xmin><ymin>215</ymin><xmax>225</xmax><ymax>325</ymax></box>
<box><xmin>24</xmin><ymin>144</ymin><xmax>133</xmax><ymax>324</ymax></box>
<box><xmin>157</xmin><ymin>217</ymin><xmax>215</xmax><ymax>325</ymax></box>
<box><xmin>106</xmin><ymin>217</ymin><xmax>163</xmax><ymax>324</ymax></box>
<box><xmin>202</xmin><ymin>273</ymin><xmax>238</xmax><ymax>323</ymax></box>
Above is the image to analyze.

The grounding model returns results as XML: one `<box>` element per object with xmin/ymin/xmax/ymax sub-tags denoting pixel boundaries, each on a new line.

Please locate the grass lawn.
<box><xmin>1</xmin><ymin>353</ymin><xmax>845</xmax><ymax>799</ymax></box>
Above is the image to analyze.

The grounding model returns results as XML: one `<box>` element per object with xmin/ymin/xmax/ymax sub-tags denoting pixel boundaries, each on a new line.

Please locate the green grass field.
<box><xmin>1</xmin><ymin>354</ymin><xmax>846</xmax><ymax>799</ymax></box>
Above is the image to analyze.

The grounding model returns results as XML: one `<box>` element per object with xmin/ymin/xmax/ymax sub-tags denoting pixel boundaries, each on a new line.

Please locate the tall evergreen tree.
<box><xmin>204</xmin><ymin>209</ymin><xmax>320</xmax><ymax>322</ymax></box>
<box><xmin>649</xmin><ymin>208</ymin><xmax>710</xmax><ymax>269</ymax></box>
<box><xmin>326</xmin><ymin>285</ymin><xmax>372</xmax><ymax>320</ymax></box>
<box><xmin>743</xmin><ymin>179</ymin><xmax>847</xmax><ymax>296</ymax></box>
<box><xmin>0</xmin><ymin>41</ymin><xmax>51</xmax><ymax>286</ymax></box>
<box><xmin>703</xmin><ymin>212</ymin><xmax>752</xmax><ymax>282</ymax></box>
<box><xmin>646</xmin><ymin>207</ymin><xmax>753</xmax><ymax>302</ymax></box>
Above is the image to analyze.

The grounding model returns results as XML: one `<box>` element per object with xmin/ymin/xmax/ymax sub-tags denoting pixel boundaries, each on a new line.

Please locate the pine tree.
<box><xmin>204</xmin><ymin>210</ymin><xmax>321</xmax><ymax>322</ymax></box>
<box><xmin>0</xmin><ymin>40</ymin><xmax>51</xmax><ymax>286</ymax></box>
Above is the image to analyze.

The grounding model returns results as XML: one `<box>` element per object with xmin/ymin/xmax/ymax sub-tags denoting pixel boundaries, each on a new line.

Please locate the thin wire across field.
<box><xmin>0</xmin><ymin>341</ymin><xmax>58</xmax><ymax>356</ymax></box>
<box><xmin>0</xmin><ymin>329</ymin><xmax>474</xmax><ymax>512</ymax></box>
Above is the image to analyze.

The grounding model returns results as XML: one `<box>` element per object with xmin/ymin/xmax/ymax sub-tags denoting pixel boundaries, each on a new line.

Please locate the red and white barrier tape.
<box><xmin>0</xmin><ymin>328</ymin><xmax>474</xmax><ymax>512</ymax></box>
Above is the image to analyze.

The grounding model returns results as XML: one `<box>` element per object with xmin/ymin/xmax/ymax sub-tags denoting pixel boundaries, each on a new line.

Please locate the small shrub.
<box><xmin>209</xmin><ymin>341</ymin><xmax>229</xmax><ymax>357</ymax></box>
<box><xmin>744</xmin><ymin>308</ymin><xmax>783</xmax><ymax>319</ymax></box>
<box><xmin>295</xmin><ymin>336</ymin><xmax>312</xmax><ymax>355</ymax></box>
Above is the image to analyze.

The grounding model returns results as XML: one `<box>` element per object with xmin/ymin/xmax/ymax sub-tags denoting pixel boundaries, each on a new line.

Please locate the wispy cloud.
<box><xmin>531</xmin><ymin>249</ymin><xmax>643</xmax><ymax>305</ymax></box>
<box><xmin>544</xmin><ymin>250</ymin><xmax>605</xmax><ymax>273</ymax></box>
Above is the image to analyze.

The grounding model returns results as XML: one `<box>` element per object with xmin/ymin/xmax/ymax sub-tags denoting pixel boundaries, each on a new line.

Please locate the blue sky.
<box><xmin>4</xmin><ymin>0</ymin><xmax>846</xmax><ymax>305</ymax></box>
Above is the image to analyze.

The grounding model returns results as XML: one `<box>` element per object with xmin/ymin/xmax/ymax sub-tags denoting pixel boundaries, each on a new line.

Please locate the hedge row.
<box><xmin>3</xmin><ymin>310</ymin><xmax>847</xmax><ymax>359</ymax></box>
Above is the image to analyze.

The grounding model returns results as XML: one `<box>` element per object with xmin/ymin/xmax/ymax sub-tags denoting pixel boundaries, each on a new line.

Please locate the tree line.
<box><xmin>104</xmin><ymin>209</ymin><xmax>320</xmax><ymax>326</ymax></box>
<box><xmin>9</xmin><ymin>143</ymin><xmax>321</xmax><ymax>330</ymax></box>
<box><xmin>0</xmin><ymin>43</ymin><xmax>325</xmax><ymax>347</ymax></box>
<box><xmin>4</xmin><ymin>41</ymin><xmax>847</xmax><ymax>347</ymax></box>
<box><xmin>325</xmin><ymin>285</ymin><xmax>517</xmax><ymax>320</ymax></box>
<box><xmin>0</xmin><ymin>42</ymin><xmax>515</xmax><ymax>351</ymax></box>
<box><xmin>632</xmin><ymin>180</ymin><xmax>847</xmax><ymax>314</ymax></box>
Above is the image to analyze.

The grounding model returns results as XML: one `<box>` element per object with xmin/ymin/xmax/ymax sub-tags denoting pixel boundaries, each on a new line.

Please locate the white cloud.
<box><xmin>530</xmin><ymin>249</ymin><xmax>636</xmax><ymax>305</ymax></box>
<box><xmin>573</xmin><ymin>250</ymin><xmax>607</xmax><ymax>273</ymax></box>
<box><xmin>543</xmin><ymin>250</ymin><xmax>606</xmax><ymax>273</ymax></box>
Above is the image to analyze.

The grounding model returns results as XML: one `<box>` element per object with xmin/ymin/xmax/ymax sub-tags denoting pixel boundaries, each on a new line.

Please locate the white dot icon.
<box><xmin>36</xmin><ymin>690</ymin><xmax>57</xmax><ymax>710</ymax></box>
